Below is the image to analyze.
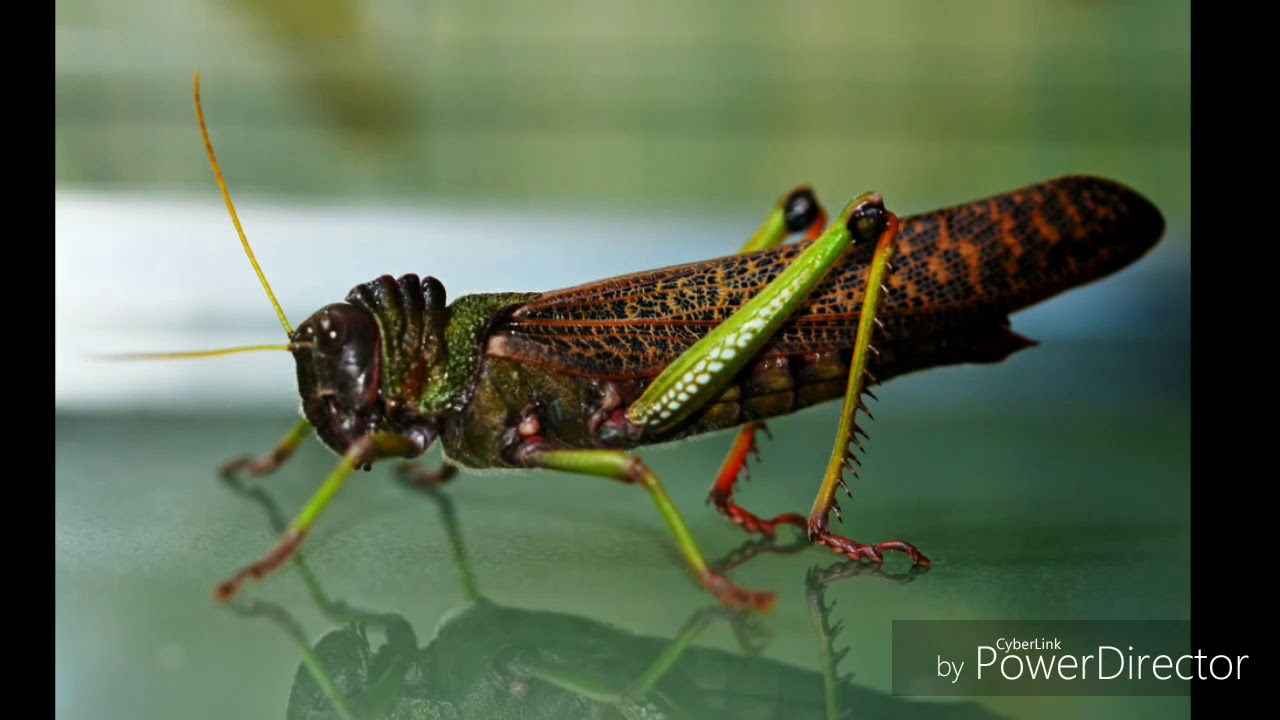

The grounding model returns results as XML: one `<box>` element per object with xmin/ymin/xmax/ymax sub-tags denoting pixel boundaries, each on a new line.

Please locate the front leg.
<box><xmin>519</xmin><ymin>445</ymin><xmax>775</xmax><ymax>613</ymax></box>
<box><xmin>214</xmin><ymin>431</ymin><xmax>424</xmax><ymax>601</ymax></box>
<box><xmin>219</xmin><ymin>418</ymin><xmax>313</xmax><ymax>479</ymax></box>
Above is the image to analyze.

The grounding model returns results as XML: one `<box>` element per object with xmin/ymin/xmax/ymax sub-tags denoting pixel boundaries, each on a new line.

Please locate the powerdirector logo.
<box><xmin>892</xmin><ymin>621</ymin><xmax>1240</xmax><ymax>696</ymax></box>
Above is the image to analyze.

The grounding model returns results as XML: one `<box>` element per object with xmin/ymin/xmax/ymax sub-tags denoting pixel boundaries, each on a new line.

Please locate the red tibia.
<box><xmin>708</xmin><ymin>422</ymin><xmax>806</xmax><ymax>538</ymax></box>
<box><xmin>709</xmin><ymin>423</ymin><xmax>759</xmax><ymax>496</ymax></box>
<box><xmin>213</xmin><ymin>530</ymin><xmax>306</xmax><ymax>602</ymax></box>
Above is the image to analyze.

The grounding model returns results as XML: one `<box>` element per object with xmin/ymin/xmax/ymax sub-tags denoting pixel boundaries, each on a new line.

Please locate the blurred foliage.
<box><xmin>55</xmin><ymin>0</ymin><xmax>1188</xmax><ymax>227</ymax></box>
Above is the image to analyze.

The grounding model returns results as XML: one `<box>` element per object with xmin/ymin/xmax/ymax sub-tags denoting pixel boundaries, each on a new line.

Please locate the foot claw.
<box><xmin>212</xmin><ymin>580</ymin><xmax>239</xmax><ymax>604</ymax></box>
<box><xmin>212</xmin><ymin>530</ymin><xmax>305</xmax><ymax>603</ymax></box>
<box><xmin>219</xmin><ymin>447</ymin><xmax>292</xmax><ymax>480</ymax></box>
<box><xmin>813</xmin><ymin>531</ymin><xmax>930</xmax><ymax>567</ymax></box>
<box><xmin>722</xmin><ymin>503</ymin><xmax>806</xmax><ymax>538</ymax></box>
<box><xmin>219</xmin><ymin>456</ymin><xmax>264</xmax><ymax>480</ymax></box>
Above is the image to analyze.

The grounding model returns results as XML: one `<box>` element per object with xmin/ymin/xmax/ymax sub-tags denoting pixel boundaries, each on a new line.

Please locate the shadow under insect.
<box><xmin>223</xmin><ymin>472</ymin><xmax>1002</xmax><ymax>720</ymax></box>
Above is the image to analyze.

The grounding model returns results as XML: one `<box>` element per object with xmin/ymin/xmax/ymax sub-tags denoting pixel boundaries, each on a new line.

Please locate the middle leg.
<box><xmin>521</xmin><ymin>445</ymin><xmax>776</xmax><ymax>612</ymax></box>
<box><xmin>219</xmin><ymin>418</ymin><xmax>313</xmax><ymax>479</ymax></box>
<box><xmin>708</xmin><ymin>421</ymin><xmax>806</xmax><ymax>537</ymax></box>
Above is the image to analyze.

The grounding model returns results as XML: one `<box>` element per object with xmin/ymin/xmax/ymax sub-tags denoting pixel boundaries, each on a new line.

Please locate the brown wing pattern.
<box><xmin>487</xmin><ymin>176</ymin><xmax>1165</xmax><ymax>380</ymax></box>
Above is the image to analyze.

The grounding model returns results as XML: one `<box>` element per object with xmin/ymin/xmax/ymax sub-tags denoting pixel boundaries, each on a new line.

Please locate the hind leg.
<box><xmin>707</xmin><ymin>187</ymin><xmax>825</xmax><ymax>536</ymax></box>
<box><xmin>804</xmin><ymin>214</ymin><xmax>929</xmax><ymax>567</ymax></box>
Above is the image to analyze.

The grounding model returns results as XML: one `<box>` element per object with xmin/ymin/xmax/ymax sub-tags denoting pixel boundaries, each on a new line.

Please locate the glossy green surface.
<box><xmin>57</xmin><ymin>335</ymin><xmax>1189</xmax><ymax>719</ymax></box>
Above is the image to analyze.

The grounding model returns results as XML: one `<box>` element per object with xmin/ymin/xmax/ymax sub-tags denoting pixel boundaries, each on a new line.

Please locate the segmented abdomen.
<box><xmin>872</xmin><ymin>174</ymin><xmax>1166</xmax><ymax>334</ymax></box>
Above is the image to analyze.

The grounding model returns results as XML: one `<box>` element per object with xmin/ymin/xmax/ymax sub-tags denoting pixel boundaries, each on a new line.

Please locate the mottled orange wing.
<box><xmin>487</xmin><ymin>176</ymin><xmax>1164</xmax><ymax>380</ymax></box>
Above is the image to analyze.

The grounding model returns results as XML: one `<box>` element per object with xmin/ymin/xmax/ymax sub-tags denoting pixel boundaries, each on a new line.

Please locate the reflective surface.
<box><xmin>57</xmin><ymin>329</ymin><xmax>1189</xmax><ymax>718</ymax></box>
<box><xmin>57</xmin><ymin>1</ymin><xmax>1189</xmax><ymax>718</ymax></box>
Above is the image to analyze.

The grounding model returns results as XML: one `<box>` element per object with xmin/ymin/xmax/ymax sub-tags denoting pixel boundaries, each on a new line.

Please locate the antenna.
<box><xmin>194</xmin><ymin>73</ymin><xmax>294</xmax><ymax>336</ymax></box>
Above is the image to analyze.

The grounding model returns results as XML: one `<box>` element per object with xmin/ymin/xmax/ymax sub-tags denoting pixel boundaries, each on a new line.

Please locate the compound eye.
<box><xmin>317</xmin><ymin>308</ymin><xmax>348</xmax><ymax>349</ymax></box>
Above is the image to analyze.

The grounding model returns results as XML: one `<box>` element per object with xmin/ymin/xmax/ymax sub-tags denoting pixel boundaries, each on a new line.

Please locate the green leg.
<box><xmin>803</xmin><ymin>560</ymin><xmax>929</xmax><ymax>720</ymax></box>
<box><xmin>628</xmin><ymin>192</ymin><xmax>890</xmax><ymax>433</ymax></box>
<box><xmin>712</xmin><ymin>187</ymin><xmax>827</xmax><ymax>536</ymax></box>
<box><xmin>530</xmin><ymin>447</ymin><xmax>775</xmax><ymax>612</ymax></box>
<box><xmin>220</xmin><ymin>418</ymin><xmax>313</xmax><ymax>479</ymax></box>
<box><xmin>213</xmin><ymin>431</ymin><xmax>421</xmax><ymax>602</ymax></box>
<box><xmin>740</xmin><ymin>185</ymin><xmax>827</xmax><ymax>253</ymax></box>
<box><xmin>220</xmin><ymin>467</ymin><xmax>397</xmax><ymax>624</ymax></box>
<box><xmin>619</xmin><ymin>607</ymin><xmax>726</xmax><ymax>700</ymax></box>
<box><xmin>805</xmin><ymin>565</ymin><xmax>851</xmax><ymax>720</ymax></box>
<box><xmin>509</xmin><ymin>606</ymin><xmax>724</xmax><ymax>716</ymax></box>
<box><xmin>229</xmin><ymin>600</ymin><xmax>360</xmax><ymax>720</ymax></box>
<box><xmin>806</xmin><ymin>218</ymin><xmax>930</xmax><ymax>566</ymax></box>
<box><xmin>220</xmin><ymin>470</ymin><xmax>424</xmax><ymax>720</ymax></box>
<box><xmin>394</xmin><ymin>461</ymin><xmax>482</xmax><ymax>603</ymax></box>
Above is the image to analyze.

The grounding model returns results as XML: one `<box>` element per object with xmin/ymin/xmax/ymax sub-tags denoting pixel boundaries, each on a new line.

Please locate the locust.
<box><xmin>127</xmin><ymin>76</ymin><xmax>1165</xmax><ymax>613</ymax></box>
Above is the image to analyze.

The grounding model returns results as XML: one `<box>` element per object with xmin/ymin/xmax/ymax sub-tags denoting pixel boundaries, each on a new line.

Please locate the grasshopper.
<box><xmin>134</xmin><ymin>76</ymin><xmax>1165</xmax><ymax>612</ymax></box>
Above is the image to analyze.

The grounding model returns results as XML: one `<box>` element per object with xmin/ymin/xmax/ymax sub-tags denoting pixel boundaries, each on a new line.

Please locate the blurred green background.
<box><xmin>56</xmin><ymin>0</ymin><xmax>1187</xmax><ymax>219</ymax></box>
<box><xmin>56</xmin><ymin>1</ymin><xmax>1189</xmax><ymax>719</ymax></box>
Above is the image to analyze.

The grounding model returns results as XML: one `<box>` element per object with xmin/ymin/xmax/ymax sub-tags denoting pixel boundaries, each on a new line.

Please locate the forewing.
<box><xmin>487</xmin><ymin>241</ymin><xmax>878</xmax><ymax>379</ymax></box>
<box><xmin>487</xmin><ymin>176</ymin><xmax>1164</xmax><ymax>380</ymax></box>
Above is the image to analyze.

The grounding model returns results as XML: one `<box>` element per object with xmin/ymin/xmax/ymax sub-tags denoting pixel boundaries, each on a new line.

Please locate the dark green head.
<box><xmin>291</xmin><ymin>274</ymin><xmax>450</xmax><ymax>456</ymax></box>
<box><xmin>291</xmin><ymin>302</ymin><xmax>385</xmax><ymax>453</ymax></box>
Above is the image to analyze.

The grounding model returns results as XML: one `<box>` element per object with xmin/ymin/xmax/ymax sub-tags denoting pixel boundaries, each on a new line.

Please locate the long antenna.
<box><xmin>93</xmin><ymin>344</ymin><xmax>304</xmax><ymax>362</ymax></box>
<box><xmin>194</xmin><ymin>73</ymin><xmax>294</xmax><ymax>336</ymax></box>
